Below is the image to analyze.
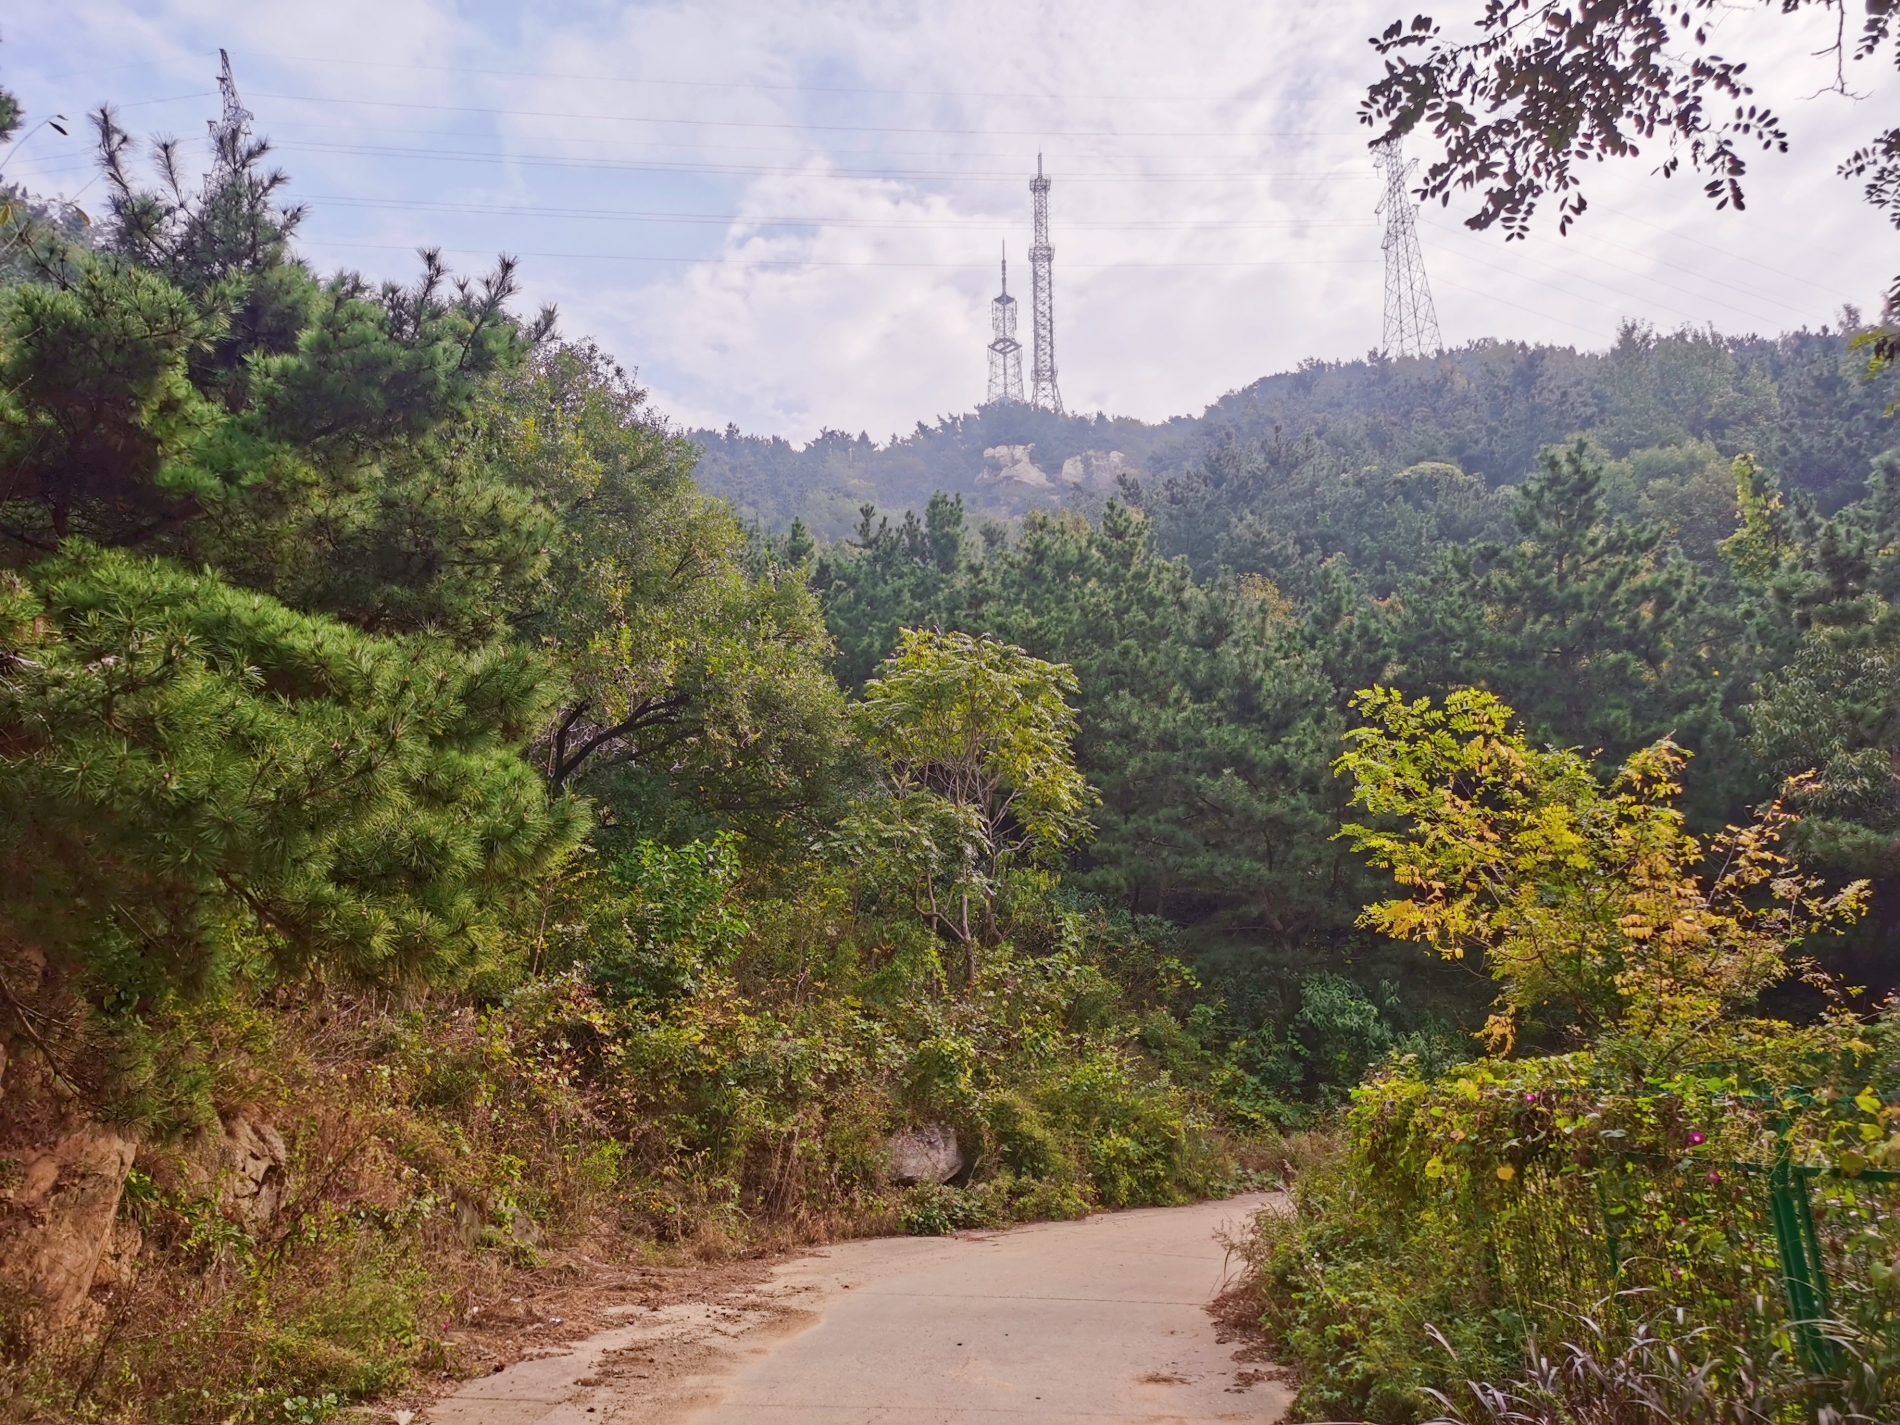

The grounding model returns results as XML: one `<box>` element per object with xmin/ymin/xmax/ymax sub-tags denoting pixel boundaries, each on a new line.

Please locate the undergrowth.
<box><xmin>0</xmin><ymin>888</ymin><xmax>1273</xmax><ymax>1424</ymax></box>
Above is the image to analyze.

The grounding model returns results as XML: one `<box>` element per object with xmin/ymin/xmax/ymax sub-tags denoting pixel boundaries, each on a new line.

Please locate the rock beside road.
<box><xmin>885</xmin><ymin>1125</ymin><xmax>962</xmax><ymax>1185</ymax></box>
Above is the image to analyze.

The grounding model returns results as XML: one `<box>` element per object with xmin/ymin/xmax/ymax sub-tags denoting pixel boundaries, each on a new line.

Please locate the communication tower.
<box><xmin>986</xmin><ymin>244</ymin><xmax>1025</xmax><ymax>404</ymax></box>
<box><xmin>207</xmin><ymin>49</ymin><xmax>254</xmax><ymax>172</ymax></box>
<box><xmin>1028</xmin><ymin>154</ymin><xmax>1063</xmax><ymax>414</ymax></box>
<box><xmin>1372</xmin><ymin>136</ymin><xmax>1442</xmax><ymax>359</ymax></box>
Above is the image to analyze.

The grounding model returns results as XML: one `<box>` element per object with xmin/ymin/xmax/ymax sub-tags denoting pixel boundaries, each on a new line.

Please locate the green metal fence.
<box><xmin>1483</xmin><ymin>1137</ymin><xmax>1900</xmax><ymax>1378</ymax></box>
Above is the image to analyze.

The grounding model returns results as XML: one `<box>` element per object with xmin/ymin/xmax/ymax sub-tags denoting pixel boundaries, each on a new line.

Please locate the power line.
<box><xmin>37</xmin><ymin>88</ymin><xmax>1369</xmax><ymax>162</ymax></box>
<box><xmin>1583</xmin><ymin>209</ymin><xmax>1865</xmax><ymax>308</ymax></box>
<box><xmin>1425</xmin><ymin>228</ymin><xmax>1716</xmax><ymax>329</ymax></box>
<box><xmin>300</xmin><ymin>193</ymin><xmax>1377</xmax><ymax>230</ymax></box>
<box><xmin>1421</xmin><ymin>216</ymin><xmax>1824</xmax><ymax>327</ymax></box>
<box><xmin>303</xmin><ymin>240</ymin><xmax>1381</xmax><ymax>270</ymax></box>
<box><xmin>273</xmin><ymin>139</ymin><xmax>1379</xmax><ymax>184</ymax></box>
<box><xmin>244</xmin><ymin>50</ymin><xmax>1353</xmax><ymax>107</ymax></box>
<box><xmin>1431</xmin><ymin>274</ymin><xmax>1602</xmax><ymax>339</ymax></box>
<box><xmin>280</xmin><ymin>124</ymin><xmax>1368</xmax><ymax>165</ymax></box>
<box><xmin>249</xmin><ymin>89</ymin><xmax>1352</xmax><ymax>142</ymax></box>
<box><xmin>1428</xmin><ymin>224</ymin><xmax>1841</xmax><ymax>339</ymax></box>
<box><xmin>30</xmin><ymin>93</ymin><xmax>1374</xmax><ymax>170</ymax></box>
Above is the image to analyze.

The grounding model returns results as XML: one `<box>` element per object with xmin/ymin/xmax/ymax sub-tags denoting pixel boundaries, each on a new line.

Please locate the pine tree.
<box><xmin>813</xmin><ymin>492</ymin><xmax>970</xmax><ymax>687</ymax></box>
<box><xmin>0</xmin><ymin>546</ymin><xmax>586</xmax><ymax>1006</ymax></box>
<box><xmin>1471</xmin><ymin>439</ymin><xmax>1702</xmax><ymax>753</ymax></box>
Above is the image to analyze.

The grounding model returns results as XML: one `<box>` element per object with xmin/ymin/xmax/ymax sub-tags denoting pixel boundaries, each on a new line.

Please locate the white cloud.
<box><xmin>4</xmin><ymin>0</ymin><xmax>1893</xmax><ymax>439</ymax></box>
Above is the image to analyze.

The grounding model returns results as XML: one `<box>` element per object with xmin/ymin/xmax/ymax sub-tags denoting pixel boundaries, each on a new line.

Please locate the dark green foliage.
<box><xmin>974</xmin><ymin>506</ymin><xmax>1352</xmax><ymax>939</ymax></box>
<box><xmin>0</xmin><ymin>546</ymin><xmax>585</xmax><ymax>1005</ymax></box>
<box><xmin>814</xmin><ymin>492</ymin><xmax>972</xmax><ymax>687</ymax></box>
<box><xmin>587</xmin><ymin>837</ymin><xmax>749</xmax><ymax>1007</ymax></box>
<box><xmin>0</xmin><ymin>261</ymin><xmax>233</xmax><ymax>548</ymax></box>
<box><xmin>1463</xmin><ymin>439</ymin><xmax>1704</xmax><ymax>753</ymax></box>
<box><xmin>820</xmin><ymin>497</ymin><xmax>1369</xmax><ymax>960</ymax></box>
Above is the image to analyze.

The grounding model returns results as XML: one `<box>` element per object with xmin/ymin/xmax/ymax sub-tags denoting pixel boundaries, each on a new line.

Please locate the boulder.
<box><xmin>0</xmin><ymin>1121</ymin><xmax>137</xmax><ymax>1324</ymax></box>
<box><xmin>887</xmin><ymin>1125</ymin><xmax>962</xmax><ymax>1185</ymax></box>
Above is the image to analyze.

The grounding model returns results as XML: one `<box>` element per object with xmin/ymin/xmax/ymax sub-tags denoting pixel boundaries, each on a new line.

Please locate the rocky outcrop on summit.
<box><xmin>980</xmin><ymin>444</ymin><xmax>1052</xmax><ymax>488</ymax></box>
<box><xmin>981</xmin><ymin>445</ymin><xmax>1128</xmax><ymax>492</ymax></box>
<box><xmin>1059</xmin><ymin>450</ymin><xmax>1128</xmax><ymax>488</ymax></box>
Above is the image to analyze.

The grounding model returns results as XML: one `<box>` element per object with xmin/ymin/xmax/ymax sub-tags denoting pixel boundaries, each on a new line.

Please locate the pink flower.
<box><xmin>1688</xmin><ymin>1131</ymin><xmax>1706</xmax><ymax>1146</ymax></box>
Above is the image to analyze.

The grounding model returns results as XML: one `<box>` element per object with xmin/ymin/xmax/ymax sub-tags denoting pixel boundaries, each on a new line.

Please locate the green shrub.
<box><xmin>982</xmin><ymin>1091</ymin><xmax>1070</xmax><ymax>1180</ymax></box>
<box><xmin>1240</xmin><ymin>1018</ymin><xmax>1900</xmax><ymax>1423</ymax></box>
<box><xmin>588</xmin><ymin>835</ymin><xmax>749</xmax><ymax>1007</ymax></box>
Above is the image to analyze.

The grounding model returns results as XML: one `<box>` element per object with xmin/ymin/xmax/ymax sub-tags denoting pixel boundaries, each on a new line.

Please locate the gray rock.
<box><xmin>1058</xmin><ymin>450</ymin><xmax>1128</xmax><ymax>488</ymax></box>
<box><xmin>183</xmin><ymin>1112</ymin><xmax>288</xmax><ymax>1227</ymax></box>
<box><xmin>979</xmin><ymin>444</ymin><xmax>1052</xmax><ymax>488</ymax></box>
<box><xmin>887</xmin><ymin>1125</ymin><xmax>962</xmax><ymax>1185</ymax></box>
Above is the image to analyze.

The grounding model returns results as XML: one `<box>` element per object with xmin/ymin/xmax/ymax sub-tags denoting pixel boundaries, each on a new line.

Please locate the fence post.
<box><xmin>1593</xmin><ymin>1168</ymin><xmax>1622</xmax><ymax>1283</ymax></box>
<box><xmin>1767</xmin><ymin>1130</ymin><xmax>1835</xmax><ymax>1375</ymax></box>
<box><xmin>1471</xmin><ymin>1183</ymin><xmax>1504</xmax><ymax>1308</ymax></box>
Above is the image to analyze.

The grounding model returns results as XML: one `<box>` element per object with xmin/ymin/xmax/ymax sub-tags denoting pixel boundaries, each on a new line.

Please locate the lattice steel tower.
<box><xmin>987</xmin><ymin>244</ymin><xmax>1025</xmax><ymax>404</ymax></box>
<box><xmin>207</xmin><ymin>49</ymin><xmax>254</xmax><ymax>173</ymax></box>
<box><xmin>1027</xmin><ymin>154</ymin><xmax>1063</xmax><ymax>414</ymax></box>
<box><xmin>1372</xmin><ymin>136</ymin><xmax>1442</xmax><ymax>359</ymax></box>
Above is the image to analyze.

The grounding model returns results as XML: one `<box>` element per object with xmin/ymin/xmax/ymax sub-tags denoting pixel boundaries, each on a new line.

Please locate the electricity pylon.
<box><xmin>1028</xmin><ymin>154</ymin><xmax>1063</xmax><ymax>414</ymax></box>
<box><xmin>1372</xmin><ymin>136</ymin><xmax>1442</xmax><ymax>359</ymax></box>
<box><xmin>987</xmin><ymin>244</ymin><xmax>1025</xmax><ymax>404</ymax></box>
<box><xmin>207</xmin><ymin>49</ymin><xmax>254</xmax><ymax>173</ymax></box>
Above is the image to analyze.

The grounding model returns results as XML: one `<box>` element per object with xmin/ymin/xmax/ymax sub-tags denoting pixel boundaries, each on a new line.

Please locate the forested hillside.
<box><xmin>0</xmin><ymin>98</ymin><xmax>1252</xmax><ymax>1424</ymax></box>
<box><xmin>806</xmin><ymin>338</ymin><xmax>1900</xmax><ymax>995</ymax></box>
<box><xmin>4</xmin><ymin>64</ymin><xmax>1900</xmax><ymax>1425</ymax></box>
<box><xmin>695</xmin><ymin>323</ymin><xmax>1892</xmax><ymax>537</ymax></box>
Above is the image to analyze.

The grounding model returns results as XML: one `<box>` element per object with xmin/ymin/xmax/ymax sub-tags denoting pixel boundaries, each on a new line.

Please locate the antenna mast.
<box><xmin>1027</xmin><ymin>154</ymin><xmax>1063</xmax><ymax>414</ymax></box>
<box><xmin>1372</xmin><ymin>136</ymin><xmax>1441</xmax><ymax>359</ymax></box>
<box><xmin>207</xmin><ymin>48</ymin><xmax>254</xmax><ymax>174</ymax></box>
<box><xmin>987</xmin><ymin>243</ymin><xmax>1025</xmax><ymax>404</ymax></box>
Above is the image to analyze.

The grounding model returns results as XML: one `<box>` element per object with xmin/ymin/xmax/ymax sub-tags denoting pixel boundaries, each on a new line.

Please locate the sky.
<box><xmin>2</xmin><ymin>1</ymin><xmax>1894</xmax><ymax>441</ymax></box>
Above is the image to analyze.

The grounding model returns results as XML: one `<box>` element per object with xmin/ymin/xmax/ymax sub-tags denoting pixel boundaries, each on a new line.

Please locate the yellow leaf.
<box><xmin>1496</xmin><ymin>1164</ymin><xmax>1516</xmax><ymax>1181</ymax></box>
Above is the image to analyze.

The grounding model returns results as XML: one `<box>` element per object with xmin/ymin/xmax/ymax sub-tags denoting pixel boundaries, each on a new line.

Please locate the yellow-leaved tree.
<box><xmin>844</xmin><ymin>629</ymin><xmax>1097</xmax><ymax>954</ymax></box>
<box><xmin>1334</xmin><ymin>686</ymin><xmax>1868</xmax><ymax>1054</ymax></box>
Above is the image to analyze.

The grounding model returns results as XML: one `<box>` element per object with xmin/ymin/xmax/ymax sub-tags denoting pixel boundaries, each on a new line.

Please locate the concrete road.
<box><xmin>426</xmin><ymin>1191</ymin><xmax>1289</xmax><ymax>1425</ymax></box>
<box><xmin>684</xmin><ymin>1191</ymin><xmax>1288</xmax><ymax>1424</ymax></box>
